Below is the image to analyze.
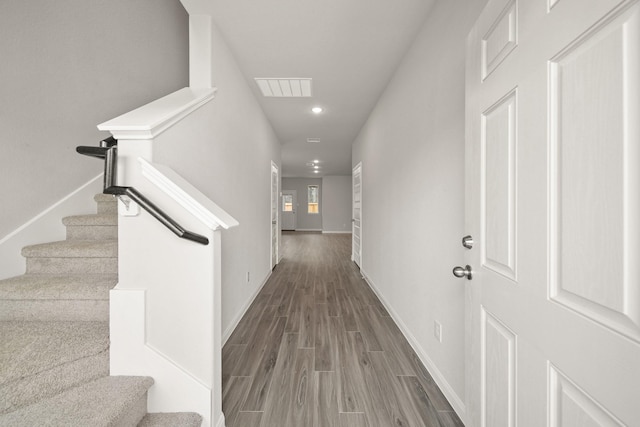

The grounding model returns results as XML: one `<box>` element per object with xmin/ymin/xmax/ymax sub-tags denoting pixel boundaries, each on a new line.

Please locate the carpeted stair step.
<box><xmin>23</xmin><ymin>240</ymin><xmax>118</xmax><ymax>275</ymax></box>
<box><xmin>0</xmin><ymin>274</ymin><xmax>117</xmax><ymax>322</ymax></box>
<box><xmin>95</xmin><ymin>193</ymin><xmax>118</xmax><ymax>215</ymax></box>
<box><xmin>63</xmin><ymin>213</ymin><xmax>118</xmax><ymax>240</ymax></box>
<box><xmin>0</xmin><ymin>376</ymin><xmax>154</xmax><ymax>427</ymax></box>
<box><xmin>0</xmin><ymin>321</ymin><xmax>109</xmax><ymax>414</ymax></box>
<box><xmin>138</xmin><ymin>412</ymin><xmax>203</xmax><ymax>427</ymax></box>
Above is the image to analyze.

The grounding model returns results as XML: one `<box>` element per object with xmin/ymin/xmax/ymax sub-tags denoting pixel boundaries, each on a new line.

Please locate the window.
<box><xmin>308</xmin><ymin>185</ymin><xmax>319</xmax><ymax>214</ymax></box>
<box><xmin>282</xmin><ymin>194</ymin><xmax>293</xmax><ymax>212</ymax></box>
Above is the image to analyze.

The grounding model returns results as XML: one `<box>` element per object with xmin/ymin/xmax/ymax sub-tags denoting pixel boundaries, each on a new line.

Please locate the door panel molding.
<box><xmin>548</xmin><ymin>363</ymin><xmax>625</xmax><ymax>427</ymax></box>
<box><xmin>548</xmin><ymin>1</ymin><xmax>640</xmax><ymax>343</ymax></box>
<box><xmin>481</xmin><ymin>88</ymin><xmax>518</xmax><ymax>281</ymax></box>
<box><xmin>482</xmin><ymin>0</ymin><xmax>518</xmax><ymax>80</ymax></box>
<box><xmin>481</xmin><ymin>307</ymin><xmax>517</xmax><ymax>427</ymax></box>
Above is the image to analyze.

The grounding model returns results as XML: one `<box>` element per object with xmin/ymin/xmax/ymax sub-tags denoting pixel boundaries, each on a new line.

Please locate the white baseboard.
<box><xmin>0</xmin><ymin>176</ymin><xmax>103</xmax><ymax>280</ymax></box>
<box><xmin>322</xmin><ymin>230</ymin><xmax>352</xmax><ymax>234</ymax></box>
<box><xmin>361</xmin><ymin>270</ymin><xmax>467</xmax><ymax>422</ymax></box>
<box><xmin>292</xmin><ymin>229</ymin><xmax>322</xmax><ymax>232</ymax></box>
<box><xmin>222</xmin><ymin>270</ymin><xmax>272</xmax><ymax>345</ymax></box>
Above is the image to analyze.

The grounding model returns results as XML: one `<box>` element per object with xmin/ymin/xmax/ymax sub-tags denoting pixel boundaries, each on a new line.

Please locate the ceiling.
<box><xmin>209</xmin><ymin>0</ymin><xmax>436</xmax><ymax>178</ymax></box>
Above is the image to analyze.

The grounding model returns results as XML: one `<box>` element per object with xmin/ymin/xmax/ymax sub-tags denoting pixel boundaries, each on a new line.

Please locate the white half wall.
<box><xmin>351</xmin><ymin>0</ymin><xmax>489</xmax><ymax>420</ymax></box>
<box><xmin>322</xmin><ymin>175</ymin><xmax>352</xmax><ymax>233</ymax></box>
<box><xmin>152</xmin><ymin>19</ymin><xmax>281</xmax><ymax>337</ymax></box>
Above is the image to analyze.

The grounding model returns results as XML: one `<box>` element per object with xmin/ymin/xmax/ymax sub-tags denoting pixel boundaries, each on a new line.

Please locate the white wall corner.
<box><xmin>361</xmin><ymin>271</ymin><xmax>467</xmax><ymax>423</ymax></box>
<box><xmin>190</xmin><ymin>15</ymin><xmax>213</xmax><ymax>88</ymax></box>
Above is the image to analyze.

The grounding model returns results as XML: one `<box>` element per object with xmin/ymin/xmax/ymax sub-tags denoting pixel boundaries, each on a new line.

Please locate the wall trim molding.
<box><xmin>321</xmin><ymin>230</ymin><xmax>352</xmax><ymax>234</ymax></box>
<box><xmin>0</xmin><ymin>175</ymin><xmax>103</xmax><ymax>280</ymax></box>
<box><xmin>361</xmin><ymin>269</ymin><xmax>467</xmax><ymax>421</ymax></box>
<box><xmin>98</xmin><ymin>87</ymin><xmax>216</xmax><ymax>140</ymax></box>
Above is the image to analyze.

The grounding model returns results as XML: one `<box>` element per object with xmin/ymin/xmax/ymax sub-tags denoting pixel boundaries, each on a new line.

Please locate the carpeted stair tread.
<box><xmin>0</xmin><ymin>274</ymin><xmax>117</xmax><ymax>300</ymax></box>
<box><xmin>0</xmin><ymin>376</ymin><xmax>154</xmax><ymax>427</ymax></box>
<box><xmin>0</xmin><ymin>321</ymin><xmax>109</xmax><ymax>385</ymax></box>
<box><xmin>0</xmin><ymin>321</ymin><xmax>110</xmax><ymax>413</ymax></box>
<box><xmin>94</xmin><ymin>193</ymin><xmax>117</xmax><ymax>203</ymax></box>
<box><xmin>137</xmin><ymin>412</ymin><xmax>203</xmax><ymax>427</ymax></box>
<box><xmin>22</xmin><ymin>240</ymin><xmax>117</xmax><ymax>258</ymax></box>
<box><xmin>62</xmin><ymin>213</ymin><xmax>118</xmax><ymax>226</ymax></box>
<box><xmin>95</xmin><ymin>194</ymin><xmax>118</xmax><ymax>215</ymax></box>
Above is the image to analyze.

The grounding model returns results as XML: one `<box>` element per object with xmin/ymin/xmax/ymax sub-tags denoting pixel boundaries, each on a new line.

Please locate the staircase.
<box><xmin>0</xmin><ymin>194</ymin><xmax>202</xmax><ymax>426</ymax></box>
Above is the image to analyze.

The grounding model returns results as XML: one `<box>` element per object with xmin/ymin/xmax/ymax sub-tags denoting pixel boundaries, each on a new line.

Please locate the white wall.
<box><xmin>0</xmin><ymin>0</ymin><xmax>189</xmax><ymax>243</ymax></box>
<box><xmin>153</xmin><ymin>21</ymin><xmax>281</xmax><ymax>339</ymax></box>
<box><xmin>352</xmin><ymin>0</ymin><xmax>488</xmax><ymax>416</ymax></box>
<box><xmin>281</xmin><ymin>178</ymin><xmax>323</xmax><ymax>231</ymax></box>
<box><xmin>322</xmin><ymin>176</ymin><xmax>352</xmax><ymax>233</ymax></box>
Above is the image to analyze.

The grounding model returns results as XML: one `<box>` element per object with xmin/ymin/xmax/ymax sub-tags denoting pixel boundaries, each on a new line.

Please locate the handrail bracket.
<box><xmin>76</xmin><ymin>138</ymin><xmax>209</xmax><ymax>245</ymax></box>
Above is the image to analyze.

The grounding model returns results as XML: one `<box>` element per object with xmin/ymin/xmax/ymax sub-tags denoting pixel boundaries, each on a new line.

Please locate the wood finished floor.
<box><xmin>222</xmin><ymin>232</ymin><xmax>464</xmax><ymax>427</ymax></box>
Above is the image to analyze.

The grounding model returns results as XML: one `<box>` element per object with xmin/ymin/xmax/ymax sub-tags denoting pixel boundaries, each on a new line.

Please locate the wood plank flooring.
<box><xmin>222</xmin><ymin>232</ymin><xmax>464</xmax><ymax>427</ymax></box>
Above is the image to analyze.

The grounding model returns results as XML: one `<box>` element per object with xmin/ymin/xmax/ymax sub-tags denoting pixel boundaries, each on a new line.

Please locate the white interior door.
<box><xmin>271</xmin><ymin>162</ymin><xmax>279</xmax><ymax>269</ymax></box>
<box><xmin>281</xmin><ymin>190</ymin><xmax>297</xmax><ymax>231</ymax></box>
<box><xmin>352</xmin><ymin>163</ymin><xmax>362</xmax><ymax>267</ymax></box>
<box><xmin>464</xmin><ymin>0</ymin><xmax>640</xmax><ymax>426</ymax></box>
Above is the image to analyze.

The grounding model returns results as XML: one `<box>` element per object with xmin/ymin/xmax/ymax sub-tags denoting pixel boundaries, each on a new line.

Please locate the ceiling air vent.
<box><xmin>255</xmin><ymin>78</ymin><xmax>312</xmax><ymax>97</ymax></box>
<box><xmin>306</xmin><ymin>138</ymin><xmax>321</xmax><ymax>144</ymax></box>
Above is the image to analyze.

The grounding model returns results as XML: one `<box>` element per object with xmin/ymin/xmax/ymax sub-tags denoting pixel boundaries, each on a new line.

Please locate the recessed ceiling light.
<box><xmin>314</xmin><ymin>170</ymin><xmax>319</xmax><ymax>174</ymax></box>
<box><xmin>314</xmin><ymin>165</ymin><xmax>319</xmax><ymax>169</ymax></box>
<box><xmin>311</xmin><ymin>107</ymin><xmax>323</xmax><ymax>114</ymax></box>
<box><xmin>313</xmin><ymin>159</ymin><xmax>319</xmax><ymax>163</ymax></box>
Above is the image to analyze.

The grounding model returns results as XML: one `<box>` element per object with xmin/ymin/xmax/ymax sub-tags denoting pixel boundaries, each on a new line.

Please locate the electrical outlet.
<box><xmin>434</xmin><ymin>321</ymin><xmax>442</xmax><ymax>343</ymax></box>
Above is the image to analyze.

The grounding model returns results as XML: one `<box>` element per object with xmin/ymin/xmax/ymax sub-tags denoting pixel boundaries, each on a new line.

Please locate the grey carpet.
<box><xmin>138</xmin><ymin>412</ymin><xmax>203</xmax><ymax>427</ymax></box>
<box><xmin>64</xmin><ymin>213</ymin><xmax>118</xmax><ymax>240</ymax></box>
<box><xmin>0</xmin><ymin>274</ymin><xmax>117</xmax><ymax>300</ymax></box>
<box><xmin>0</xmin><ymin>321</ymin><xmax>109</xmax><ymax>413</ymax></box>
<box><xmin>0</xmin><ymin>193</ymin><xmax>201</xmax><ymax>425</ymax></box>
<box><xmin>22</xmin><ymin>240</ymin><xmax>118</xmax><ymax>258</ymax></box>
<box><xmin>0</xmin><ymin>376</ymin><xmax>153</xmax><ymax>427</ymax></box>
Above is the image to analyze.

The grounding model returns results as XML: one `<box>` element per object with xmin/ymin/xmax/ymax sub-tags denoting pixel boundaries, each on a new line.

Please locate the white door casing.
<box><xmin>352</xmin><ymin>162</ymin><xmax>362</xmax><ymax>267</ymax></box>
<box><xmin>271</xmin><ymin>162</ymin><xmax>279</xmax><ymax>269</ymax></box>
<box><xmin>281</xmin><ymin>190</ymin><xmax>297</xmax><ymax>231</ymax></box>
<box><xmin>465</xmin><ymin>0</ymin><xmax>640</xmax><ymax>426</ymax></box>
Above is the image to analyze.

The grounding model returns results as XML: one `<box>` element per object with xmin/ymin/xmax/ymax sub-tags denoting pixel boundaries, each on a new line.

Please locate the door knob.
<box><xmin>452</xmin><ymin>265</ymin><xmax>473</xmax><ymax>280</ymax></box>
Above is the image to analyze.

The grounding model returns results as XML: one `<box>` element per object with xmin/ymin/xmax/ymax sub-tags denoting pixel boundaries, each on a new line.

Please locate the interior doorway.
<box><xmin>271</xmin><ymin>162</ymin><xmax>279</xmax><ymax>269</ymax></box>
<box><xmin>281</xmin><ymin>190</ymin><xmax>297</xmax><ymax>231</ymax></box>
<box><xmin>352</xmin><ymin>162</ymin><xmax>362</xmax><ymax>268</ymax></box>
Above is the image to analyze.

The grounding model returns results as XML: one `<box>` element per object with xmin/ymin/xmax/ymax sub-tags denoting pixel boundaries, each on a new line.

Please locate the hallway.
<box><xmin>222</xmin><ymin>232</ymin><xmax>464</xmax><ymax>427</ymax></box>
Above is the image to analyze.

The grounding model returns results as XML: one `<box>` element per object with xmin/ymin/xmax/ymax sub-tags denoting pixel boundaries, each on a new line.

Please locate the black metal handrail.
<box><xmin>77</xmin><ymin>138</ymin><xmax>209</xmax><ymax>245</ymax></box>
